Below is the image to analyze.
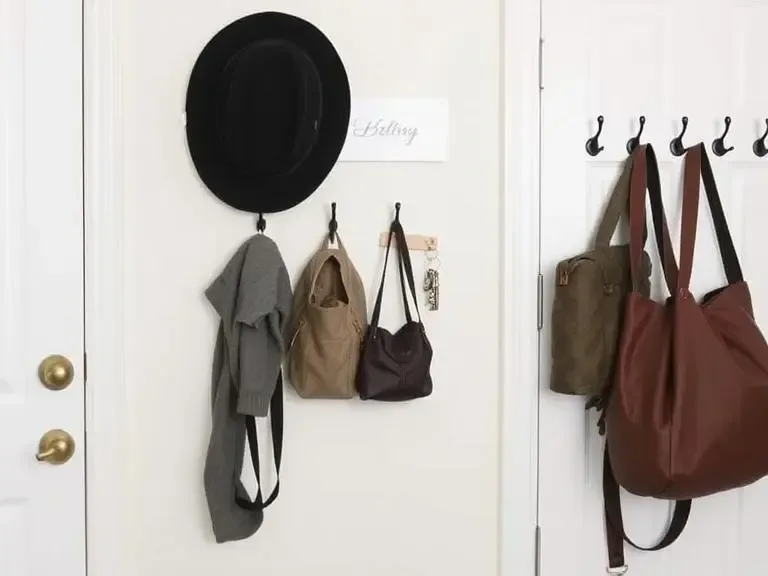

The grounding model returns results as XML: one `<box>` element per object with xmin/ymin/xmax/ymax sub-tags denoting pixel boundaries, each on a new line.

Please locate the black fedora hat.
<box><xmin>185</xmin><ymin>12</ymin><xmax>350</xmax><ymax>214</ymax></box>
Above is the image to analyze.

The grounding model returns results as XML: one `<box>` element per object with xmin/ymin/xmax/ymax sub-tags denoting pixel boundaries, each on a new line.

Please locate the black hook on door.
<box><xmin>394</xmin><ymin>202</ymin><xmax>401</xmax><ymax>221</ymax></box>
<box><xmin>328</xmin><ymin>202</ymin><xmax>338</xmax><ymax>243</ymax></box>
<box><xmin>712</xmin><ymin>116</ymin><xmax>734</xmax><ymax>157</ymax></box>
<box><xmin>670</xmin><ymin>116</ymin><xmax>689</xmax><ymax>157</ymax></box>
<box><xmin>585</xmin><ymin>115</ymin><xmax>605</xmax><ymax>156</ymax></box>
<box><xmin>256</xmin><ymin>213</ymin><xmax>266</xmax><ymax>233</ymax></box>
<box><xmin>626</xmin><ymin>115</ymin><xmax>646</xmax><ymax>154</ymax></box>
<box><xmin>753</xmin><ymin>119</ymin><xmax>768</xmax><ymax>158</ymax></box>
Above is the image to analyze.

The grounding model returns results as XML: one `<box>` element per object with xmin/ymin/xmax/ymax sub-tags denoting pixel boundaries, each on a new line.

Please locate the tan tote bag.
<box><xmin>287</xmin><ymin>234</ymin><xmax>367</xmax><ymax>399</ymax></box>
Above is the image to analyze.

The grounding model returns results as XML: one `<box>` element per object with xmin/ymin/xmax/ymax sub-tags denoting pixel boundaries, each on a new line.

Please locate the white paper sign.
<box><xmin>338</xmin><ymin>98</ymin><xmax>449</xmax><ymax>162</ymax></box>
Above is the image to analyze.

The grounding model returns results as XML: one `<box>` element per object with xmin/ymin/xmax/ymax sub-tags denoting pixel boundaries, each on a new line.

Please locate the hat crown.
<box><xmin>216</xmin><ymin>39</ymin><xmax>323</xmax><ymax>180</ymax></box>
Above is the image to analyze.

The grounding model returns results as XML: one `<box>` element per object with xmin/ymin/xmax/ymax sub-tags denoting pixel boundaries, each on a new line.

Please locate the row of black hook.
<box><xmin>255</xmin><ymin>201</ymin><xmax>380</xmax><ymax>241</ymax></box>
<box><xmin>586</xmin><ymin>116</ymin><xmax>768</xmax><ymax>158</ymax></box>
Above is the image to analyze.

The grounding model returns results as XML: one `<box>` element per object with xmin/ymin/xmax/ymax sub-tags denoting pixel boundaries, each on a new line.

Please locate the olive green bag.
<box><xmin>550</xmin><ymin>151</ymin><xmax>654</xmax><ymax>399</ymax></box>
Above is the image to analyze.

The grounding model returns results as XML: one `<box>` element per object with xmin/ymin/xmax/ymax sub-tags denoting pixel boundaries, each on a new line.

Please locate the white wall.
<box><xmin>117</xmin><ymin>1</ymin><xmax>502</xmax><ymax>574</ymax></box>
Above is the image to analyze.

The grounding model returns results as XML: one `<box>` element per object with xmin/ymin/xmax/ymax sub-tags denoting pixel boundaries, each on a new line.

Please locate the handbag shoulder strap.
<box><xmin>678</xmin><ymin>143</ymin><xmax>743</xmax><ymax>292</ymax></box>
<box><xmin>394</xmin><ymin>218</ymin><xmax>423</xmax><ymax>324</ymax></box>
<box><xmin>629</xmin><ymin>143</ymin><xmax>679</xmax><ymax>294</ymax></box>
<box><xmin>603</xmin><ymin>444</ymin><xmax>691</xmax><ymax>572</ymax></box>
<box><xmin>370</xmin><ymin>221</ymin><xmax>397</xmax><ymax>330</ymax></box>
<box><xmin>370</xmin><ymin>213</ymin><xmax>424</xmax><ymax>330</ymax></box>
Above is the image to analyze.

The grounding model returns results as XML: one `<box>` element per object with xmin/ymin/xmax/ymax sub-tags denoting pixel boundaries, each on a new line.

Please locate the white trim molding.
<box><xmin>499</xmin><ymin>0</ymin><xmax>541</xmax><ymax>575</ymax></box>
<box><xmin>83</xmin><ymin>0</ymin><xmax>131</xmax><ymax>574</ymax></box>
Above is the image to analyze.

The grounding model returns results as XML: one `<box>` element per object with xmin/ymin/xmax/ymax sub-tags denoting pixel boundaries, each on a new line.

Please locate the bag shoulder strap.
<box><xmin>595</xmin><ymin>153</ymin><xmax>662</xmax><ymax>253</ymax></box>
<box><xmin>594</xmin><ymin>155</ymin><xmax>635</xmax><ymax>248</ymax></box>
<box><xmin>394</xmin><ymin>219</ymin><xmax>423</xmax><ymax>324</ymax></box>
<box><xmin>603</xmin><ymin>445</ymin><xmax>691</xmax><ymax>572</ymax></box>
<box><xmin>370</xmin><ymin>215</ymin><xmax>423</xmax><ymax>330</ymax></box>
<box><xmin>678</xmin><ymin>143</ymin><xmax>743</xmax><ymax>292</ymax></box>
<box><xmin>629</xmin><ymin>143</ymin><xmax>679</xmax><ymax>294</ymax></box>
<box><xmin>235</xmin><ymin>371</ymin><xmax>284</xmax><ymax>512</ymax></box>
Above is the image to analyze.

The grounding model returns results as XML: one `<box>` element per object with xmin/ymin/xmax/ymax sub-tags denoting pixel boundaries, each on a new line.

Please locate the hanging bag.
<box><xmin>601</xmin><ymin>142</ymin><xmax>768</xmax><ymax>571</ymax></box>
<box><xmin>287</xmin><ymin>233</ymin><xmax>367</xmax><ymax>399</ymax></box>
<box><xmin>356</xmin><ymin>206</ymin><xmax>433</xmax><ymax>401</ymax></box>
<box><xmin>550</xmin><ymin>153</ymin><xmax>653</xmax><ymax>398</ymax></box>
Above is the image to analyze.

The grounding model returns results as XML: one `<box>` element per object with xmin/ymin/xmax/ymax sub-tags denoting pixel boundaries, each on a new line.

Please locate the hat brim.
<box><xmin>185</xmin><ymin>12</ymin><xmax>350</xmax><ymax>214</ymax></box>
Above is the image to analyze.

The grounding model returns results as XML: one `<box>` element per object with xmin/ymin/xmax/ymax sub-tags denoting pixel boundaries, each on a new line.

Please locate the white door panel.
<box><xmin>0</xmin><ymin>0</ymin><xmax>85</xmax><ymax>575</ymax></box>
<box><xmin>540</xmin><ymin>0</ymin><xmax>768</xmax><ymax>574</ymax></box>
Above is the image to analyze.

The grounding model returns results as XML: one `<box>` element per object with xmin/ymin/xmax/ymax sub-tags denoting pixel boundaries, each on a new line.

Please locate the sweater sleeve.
<box><xmin>235</xmin><ymin>269</ymin><xmax>285</xmax><ymax>417</ymax></box>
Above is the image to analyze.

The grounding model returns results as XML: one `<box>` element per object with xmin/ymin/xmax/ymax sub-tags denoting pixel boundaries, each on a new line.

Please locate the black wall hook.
<box><xmin>626</xmin><ymin>116</ymin><xmax>646</xmax><ymax>154</ymax></box>
<box><xmin>394</xmin><ymin>202</ymin><xmax>401</xmax><ymax>221</ymax></box>
<box><xmin>585</xmin><ymin>115</ymin><xmax>605</xmax><ymax>156</ymax></box>
<box><xmin>328</xmin><ymin>202</ymin><xmax>338</xmax><ymax>242</ymax></box>
<box><xmin>753</xmin><ymin>119</ymin><xmax>768</xmax><ymax>158</ymax></box>
<box><xmin>256</xmin><ymin>213</ymin><xmax>266</xmax><ymax>233</ymax></box>
<box><xmin>670</xmin><ymin>116</ymin><xmax>689</xmax><ymax>157</ymax></box>
<box><xmin>712</xmin><ymin>116</ymin><xmax>734</xmax><ymax>156</ymax></box>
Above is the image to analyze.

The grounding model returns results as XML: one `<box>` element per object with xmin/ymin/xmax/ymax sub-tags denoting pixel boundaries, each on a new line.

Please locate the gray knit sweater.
<box><xmin>203</xmin><ymin>234</ymin><xmax>292</xmax><ymax>544</ymax></box>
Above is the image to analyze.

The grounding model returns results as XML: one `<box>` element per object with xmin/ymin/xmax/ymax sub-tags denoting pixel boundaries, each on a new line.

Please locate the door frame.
<box><xmin>499</xmin><ymin>0</ymin><xmax>542</xmax><ymax>575</ymax></box>
<box><xmin>82</xmin><ymin>0</ymin><xmax>543</xmax><ymax>574</ymax></box>
<box><xmin>84</xmin><ymin>0</ymin><xmax>132</xmax><ymax>574</ymax></box>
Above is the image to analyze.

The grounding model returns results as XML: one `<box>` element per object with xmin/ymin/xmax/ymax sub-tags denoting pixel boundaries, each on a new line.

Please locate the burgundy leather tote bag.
<box><xmin>356</xmin><ymin>206</ymin><xmax>433</xmax><ymax>401</ymax></box>
<box><xmin>602</xmin><ymin>143</ymin><xmax>768</xmax><ymax>571</ymax></box>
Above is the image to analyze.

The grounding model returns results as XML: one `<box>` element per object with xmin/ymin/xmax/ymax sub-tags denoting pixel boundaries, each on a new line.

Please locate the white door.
<box><xmin>539</xmin><ymin>0</ymin><xmax>768</xmax><ymax>574</ymax></box>
<box><xmin>0</xmin><ymin>0</ymin><xmax>85</xmax><ymax>574</ymax></box>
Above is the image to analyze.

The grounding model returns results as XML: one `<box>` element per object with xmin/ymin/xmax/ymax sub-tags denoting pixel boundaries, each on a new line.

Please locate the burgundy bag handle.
<box><xmin>603</xmin><ymin>445</ymin><xmax>691</xmax><ymax>572</ymax></box>
<box><xmin>678</xmin><ymin>143</ymin><xmax>743</xmax><ymax>293</ymax></box>
<box><xmin>628</xmin><ymin>143</ymin><xmax>678</xmax><ymax>293</ymax></box>
<box><xmin>678</xmin><ymin>145</ymin><xmax>701</xmax><ymax>292</ymax></box>
<box><xmin>607</xmin><ymin>143</ymin><xmax>691</xmax><ymax>572</ymax></box>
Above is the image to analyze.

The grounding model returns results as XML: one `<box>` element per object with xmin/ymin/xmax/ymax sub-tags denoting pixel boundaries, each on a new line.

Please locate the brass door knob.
<box><xmin>38</xmin><ymin>354</ymin><xmax>74</xmax><ymax>391</ymax></box>
<box><xmin>35</xmin><ymin>429</ymin><xmax>75</xmax><ymax>465</ymax></box>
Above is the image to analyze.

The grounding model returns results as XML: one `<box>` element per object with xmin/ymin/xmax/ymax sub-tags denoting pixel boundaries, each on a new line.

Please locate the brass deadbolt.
<box><xmin>36</xmin><ymin>429</ymin><xmax>75</xmax><ymax>465</ymax></box>
<box><xmin>38</xmin><ymin>354</ymin><xmax>74</xmax><ymax>391</ymax></box>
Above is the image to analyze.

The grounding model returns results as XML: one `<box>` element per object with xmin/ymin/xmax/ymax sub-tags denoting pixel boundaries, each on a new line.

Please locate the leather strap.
<box><xmin>603</xmin><ymin>445</ymin><xmax>691</xmax><ymax>571</ymax></box>
<box><xmin>700</xmin><ymin>144</ymin><xmax>742</xmax><ymax>283</ymax></box>
<box><xmin>628</xmin><ymin>143</ymin><xmax>678</xmax><ymax>294</ymax></box>
<box><xmin>235</xmin><ymin>371</ymin><xmax>284</xmax><ymax>511</ymax></box>
<box><xmin>608</xmin><ymin>144</ymin><xmax>691</xmax><ymax>570</ymax></box>
<box><xmin>394</xmin><ymin>219</ymin><xmax>423</xmax><ymax>323</ymax></box>
<box><xmin>370</xmin><ymin>216</ymin><xmax>423</xmax><ymax>330</ymax></box>
<box><xmin>370</xmin><ymin>220</ymin><xmax>400</xmax><ymax>328</ymax></box>
<box><xmin>395</xmin><ymin>223</ymin><xmax>414</xmax><ymax>324</ymax></box>
<box><xmin>678</xmin><ymin>143</ymin><xmax>742</xmax><ymax>292</ymax></box>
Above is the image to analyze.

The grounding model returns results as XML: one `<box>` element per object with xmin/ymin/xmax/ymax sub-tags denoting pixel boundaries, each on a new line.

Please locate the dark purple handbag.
<box><xmin>356</xmin><ymin>207</ymin><xmax>433</xmax><ymax>401</ymax></box>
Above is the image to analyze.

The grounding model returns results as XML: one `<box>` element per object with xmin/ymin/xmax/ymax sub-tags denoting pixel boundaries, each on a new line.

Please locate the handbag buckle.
<box><xmin>606</xmin><ymin>565</ymin><xmax>628</xmax><ymax>575</ymax></box>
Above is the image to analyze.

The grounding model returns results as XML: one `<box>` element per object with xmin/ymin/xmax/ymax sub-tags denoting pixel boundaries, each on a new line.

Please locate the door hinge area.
<box><xmin>538</xmin><ymin>37</ymin><xmax>544</xmax><ymax>90</ymax></box>
<box><xmin>535</xmin><ymin>524</ymin><xmax>542</xmax><ymax>576</ymax></box>
<box><xmin>536</xmin><ymin>274</ymin><xmax>544</xmax><ymax>331</ymax></box>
